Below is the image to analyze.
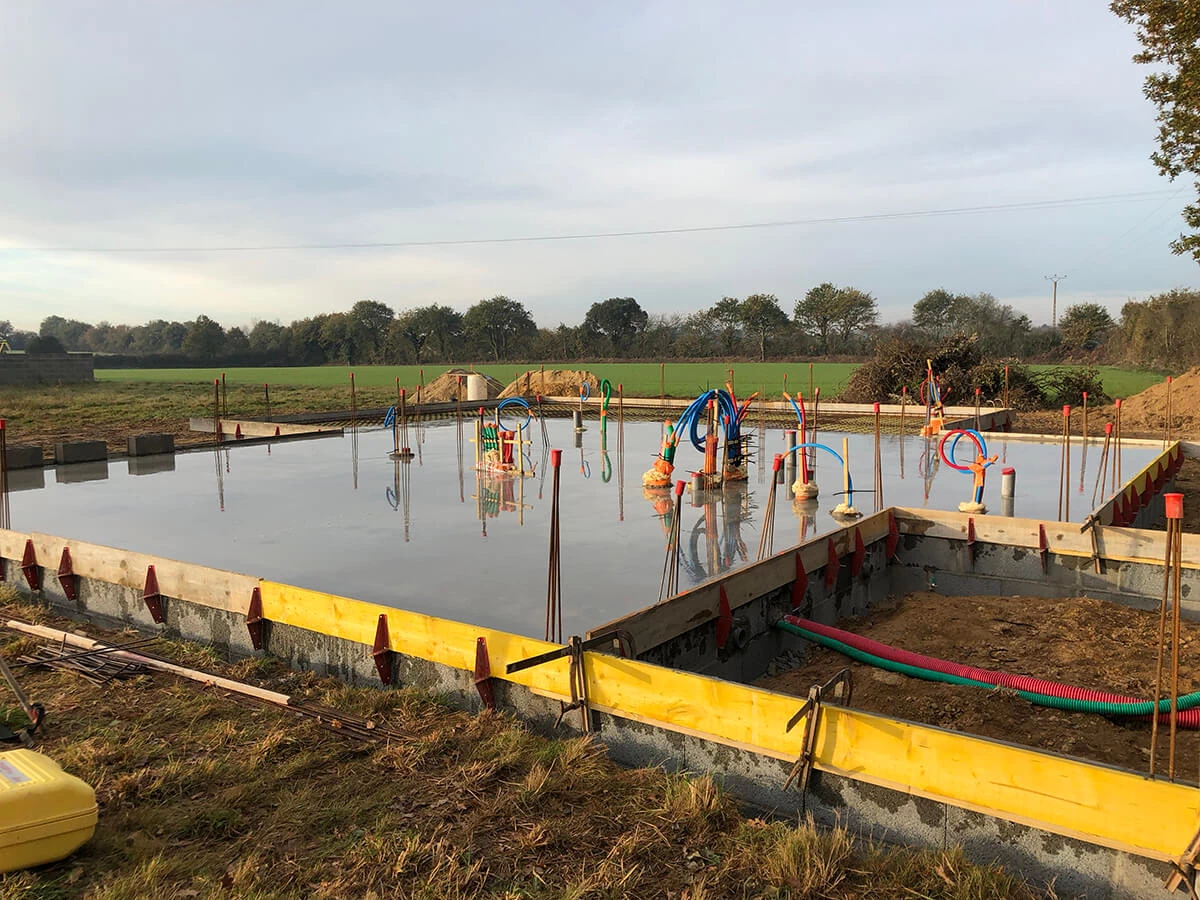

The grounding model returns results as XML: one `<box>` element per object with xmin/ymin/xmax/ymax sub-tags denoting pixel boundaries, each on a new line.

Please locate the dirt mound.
<box><xmin>1114</xmin><ymin>367</ymin><xmax>1193</xmax><ymax>430</ymax></box>
<box><xmin>499</xmin><ymin>369</ymin><xmax>601</xmax><ymax>398</ymax></box>
<box><xmin>415</xmin><ymin>368</ymin><xmax>504</xmax><ymax>403</ymax></box>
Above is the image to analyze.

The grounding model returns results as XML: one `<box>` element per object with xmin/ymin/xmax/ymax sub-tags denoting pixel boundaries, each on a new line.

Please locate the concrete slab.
<box><xmin>6</xmin><ymin>444</ymin><xmax>43</xmax><ymax>469</ymax></box>
<box><xmin>127</xmin><ymin>433</ymin><xmax>174</xmax><ymax>456</ymax></box>
<box><xmin>53</xmin><ymin>440</ymin><xmax>107</xmax><ymax>465</ymax></box>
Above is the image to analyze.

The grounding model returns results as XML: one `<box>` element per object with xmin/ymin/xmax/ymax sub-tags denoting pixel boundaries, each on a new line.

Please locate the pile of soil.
<box><xmin>760</xmin><ymin>591</ymin><xmax>1200</xmax><ymax>773</ymax></box>
<box><xmin>499</xmin><ymin>369</ymin><xmax>601</xmax><ymax>398</ymax></box>
<box><xmin>416</xmin><ymin>368</ymin><xmax>504</xmax><ymax>402</ymax></box>
<box><xmin>1116</xmin><ymin>366</ymin><xmax>1200</xmax><ymax>431</ymax></box>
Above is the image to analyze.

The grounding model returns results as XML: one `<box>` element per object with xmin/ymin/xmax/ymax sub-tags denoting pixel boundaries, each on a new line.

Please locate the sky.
<box><xmin>1</xmin><ymin>1</ymin><xmax>1196</xmax><ymax>332</ymax></box>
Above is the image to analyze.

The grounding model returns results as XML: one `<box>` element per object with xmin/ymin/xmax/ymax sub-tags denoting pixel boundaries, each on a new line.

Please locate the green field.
<box><xmin>96</xmin><ymin>362</ymin><xmax>1165</xmax><ymax>400</ymax></box>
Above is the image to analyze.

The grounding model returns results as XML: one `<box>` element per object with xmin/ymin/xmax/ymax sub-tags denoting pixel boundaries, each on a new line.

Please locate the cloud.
<box><xmin>0</xmin><ymin>0</ymin><xmax>1195</xmax><ymax>332</ymax></box>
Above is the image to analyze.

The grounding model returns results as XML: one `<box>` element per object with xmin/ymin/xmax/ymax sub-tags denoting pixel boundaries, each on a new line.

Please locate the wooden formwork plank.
<box><xmin>587</xmin><ymin>510</ymin><xmax>892</xmax><ymax>649</ymax></box>
<box><xmin>23</xmin><ymin>531</ymin><xmax>257</xmax><ymax>614</ymax></box>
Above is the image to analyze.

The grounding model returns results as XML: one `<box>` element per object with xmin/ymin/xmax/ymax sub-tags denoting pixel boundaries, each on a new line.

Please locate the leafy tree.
<box><xmin>706</xmin><ymin>296</ymin><xmax>744</xmax><ymax>355</ymax></box>
<box><xmin>318</xmin><ymin>313</ymin><xmax>358</xmax><ymax>364</ymax></box>
<box><xmin>182</xmin><ymin>315</ymin><xmax>226</xmax><ymax>358</ymax></box>
<box><xmin>393</xmin><ymin>310</ymin><xmax>430</xmax><ymax>364</ymax></box>
<box><xmin>347</xmin><ymin>300</ymin><xmax>394</xmax><ymax>363</ymax></box>
<box><xmin>833</xmin><ymin>288</ymin><xmax>878</xmax><ymax>346</ymax></box>
<box><xmin>411</xmin><ymin>304</ymin><xmax>465</xmax><ymax>360</ymax></box>
<box><xmin>463</xmin><ymin>296</ymin><xmax>537</xmax><ymax>361</ymax></box>
<box><xmin>39</xmin><ymin>315</ymin><xmax>92</xmax><ymax>350</ymax></box>
<box><xmin>225</xmin><ymin>326</ymin><xmax>250</xmax><ymax>355</ymax></box>
<box><xmin>738</xmin><ymin>294</ymin><xmax>789</xmax><ymax>361</ymax></box>
<box><xmin>1058</xmin><ymin>303</ymin><xmax>1116</xmax><ymax>350</ymax></box>
<box><xmin>248</xmin><ymin>320</ymin><xmax>288</xmax><ymax>356</ymax></box>
<box><xmin>1111</xmin><ymin>2</ymin><xmax>1200</xmax><ymax>261</ymax></box>
<box><xmin>1110</xmin><ymin>288</ymin><xmax>1200</xmax><ymax>367</ymax></box>
<box><xmin>582</xmin><ymin>297</ymin><xmax>648</xmax><ymax>356</ymax></box>
<box><xmin>795</xmin><ymin>283</ymin><xmax>853</xmax><ymax>353</ymax></box>
<box><xmin>25</xmin><ymin>334</ymin><xmax>66</xmax><ymax>354</ymax></box>
<box><xmin>912</xmin><ymin>289</ymin><xmax>958</xmax><ymax>336</ymax></box>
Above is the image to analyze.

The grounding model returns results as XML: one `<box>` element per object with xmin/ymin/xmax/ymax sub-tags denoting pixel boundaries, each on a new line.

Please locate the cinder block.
<box><xmin>53</xmin><ymin>440</ymin><xmax>108</xmax><ymax>465</ymax></box>
<box><xmin>6</xmin><ymin>444</ymin><xmax>43</xmax><ymax>469</ymax></box>
<box><xmin>127</xmin><ymin>433</ymin><xmax>175</xmax><ymax>456</ymax></box>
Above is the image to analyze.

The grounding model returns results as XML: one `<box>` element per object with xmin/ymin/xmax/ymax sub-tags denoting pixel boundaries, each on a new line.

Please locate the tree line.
<box><xmin>11</xmin><ymin>285</ymin><xmax>1192</xmax><ymax>370</ymax></box>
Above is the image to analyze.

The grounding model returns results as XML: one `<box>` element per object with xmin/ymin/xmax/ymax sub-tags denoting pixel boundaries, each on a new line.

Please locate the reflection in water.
<box><xmin>919</xmin><ymin>437</ymin><xmax>939</xmax><ymax>503</ymax></box>
<box><xmin>617</xmin><ymin>416</ymin><xmax>625</xmax><ymax>522</ymax></box>
<box><xmin>214</xmin><ymin>446</ymin><xmax>226</xmax><ymax>512</ymax></box>
<box><xmin>683</xmin><ymin>483</ymin><xmax>752</xmax><ymax>583</ymax></box>
<box><xmin>351</xmin><ymin>424</ymin><xmax>359</xmax><ymax>490</ymax></box>
<box><xmin>386</xmin><ymin>458</ymin><xmax>413</xmax><ymax>541</ymax></box>
<box><xmin>793</xmin><ymin>497</ymin><xmax>820</xmax><ymax>544</ymax></box>
<box><xmin>473</xmin><ymin>471</ymin><xmax>531</xmax><ymax>531</ymax></box>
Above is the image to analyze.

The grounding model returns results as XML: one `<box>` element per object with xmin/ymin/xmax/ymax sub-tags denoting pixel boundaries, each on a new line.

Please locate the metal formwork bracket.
<box><xmin>56</xmin><ymin>547</ymin><xmax>77</xmax><ymax>601</ymax></box>
<box><xmin>372</xmin><ymin>614</ymin><xmax>392</xmax><ymax>685</ymax></box>
<box><xmin>474</xmin><ymin>636</ymin><xmax>495</xmax><ymax>710</ymax></box>
<box><xmin>824</xmin><ymin>538</ymin><xmax>839</xmax><ymax>591</ymax></box>
<box><xmin>850</xmin><ymin>527</ymin><xmax>866</xmax><ymax>578</ymax></box>
<box><xmin>791</xmin><ymin>550</ymin><xmax>808</xmax><ymax>611</ymax></box>
<box><xmin>20</xmin><ymin>540</ymin><xmax>40</xmax><ymax>591</ymax></box>
<box><xmin>1038</xmin><ymin>524</ymin><xmax>1049</xmax><ymax>575</ymax></box>
<box><xmin>245</xmin><ymin>586</ymin><xmax>265</xmax><ymax>650</ymax></box>
<box><xmin>885</xmin><ymin>510</ymin><xmax>900</xmax><ymax>560</ymax></box>
<box><xmin>143</xmin><ymin>564</ymin><xmax>165</xmax><ymax>623</ymax></box>
<box><xmin>715</xmin><ymin>585</ymin><xmax>733</xmax><ymax>650</ymax></box>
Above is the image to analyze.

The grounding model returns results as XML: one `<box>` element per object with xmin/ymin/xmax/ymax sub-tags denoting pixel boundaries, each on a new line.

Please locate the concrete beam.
<box><xmin>126</xmin><ymin>433</ymin><xmax>174</xmax><ymax>456</ymax></box>
<box><xmin>53</xmin><ymin>440</ymin><xmax>107</xmax><ymax>465</ymax></box>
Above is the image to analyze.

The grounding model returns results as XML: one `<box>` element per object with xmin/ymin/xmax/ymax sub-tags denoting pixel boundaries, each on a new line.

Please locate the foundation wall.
<box><xmin>1</xmin><ymin>526</ymin><xmax>1197</xmax><ymax>898</ymax></box>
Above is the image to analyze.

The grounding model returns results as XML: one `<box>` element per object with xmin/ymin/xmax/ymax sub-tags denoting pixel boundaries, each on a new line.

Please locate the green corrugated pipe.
<box><xmin>776</xmin><ymin>620</ymin><xmax>1200</xmax><ymax>718</ymax></box>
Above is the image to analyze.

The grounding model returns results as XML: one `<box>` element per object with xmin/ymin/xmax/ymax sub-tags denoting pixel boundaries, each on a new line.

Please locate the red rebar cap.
<box><xmin>1062</xmin><ymin>405</ymin><xmax>1071</xmax><ymax>417</ymax></box>
<box><xmin>873</xmin><ymin>402</ymin><xmax>880</xmax><ymax>412</ymax></box>
<box><xmin>1115</xmin><ymin>398</ymin><xmax>1122</xmax><ymax>407</ymax></box>
<box><xmin>1166</xmin><ymin>492</ymin><xmax>1184</xmax><ymax>520</ymax></box>
<box><xmin>1168</xmin><ymin>375</ymin><xmax>1173</xmax><ymax>384</ymax></box>
<box><xmin>1082</xmin><ymin>391</ymin><xmax>1088</xmax><ymax>399</ymax></box>
<box><xmin>550</xmin><ymin>448</ymin><xmax>562</xmax><ymax>467</ymax></box>
<box><xmin>975</xmin><ymin>387</ymin><xmax>981</xmax><ymax>395</ymax></box>
<box><xmin>674</xmin><ymin>480</ymin><xmax>686</xmax><ymax>496</ymax></box>
<box><xmin>1002</xmin><ymin>466</ymin><xmax>1015</xmax><ymax>475</ymax></box>
<box><xmin>618</xmin><ymin>383</ymin><xmax>622</xmax><ymax>391</ymax></box>
<box><xmin>400</xmin><ymin>388</ymin><xmax>406</xmax><ymax>397</ymax></box>
<box><xmin>1105</xmin><ymin>422</ymin><xmax>1113</xmax><ymax>434</ymax></box>
<box><xmin>902</xmin><ymin>386</ymin><xmax>908</xmax><ymax>393</ymax></box>
<box><xmin>772</xmin><ymin>453</ymin><xmax>782</xmax><ymax>471</ymax></box>
<box><xmin>0</xmin><ymin>419</ymin><xmax>5</xmax><ymax>429</ymax></box>
<box><xmin>536</xmin><ymin>394</ymin><xmax>542</xmax><ymax>402</ymax></box>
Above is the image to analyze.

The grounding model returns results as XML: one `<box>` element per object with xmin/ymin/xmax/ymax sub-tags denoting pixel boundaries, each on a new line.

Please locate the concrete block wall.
<box><xmin>0</xmin><ymin>353</ymin><xmax>94</xmax><ymax>386</ymax></box>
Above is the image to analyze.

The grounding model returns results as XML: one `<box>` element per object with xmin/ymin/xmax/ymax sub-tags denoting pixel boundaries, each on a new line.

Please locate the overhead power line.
<box><xmin>0</xmin><ymin>189</ymin><xmax>1177</xmax><ymax>255</ymax></box>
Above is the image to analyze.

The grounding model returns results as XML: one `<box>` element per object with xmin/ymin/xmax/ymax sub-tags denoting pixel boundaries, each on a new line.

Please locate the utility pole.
<box><xmin>1044</xmin><ymin>274</ymin><xmax>1066</xmax><ymax>328</ymax></box>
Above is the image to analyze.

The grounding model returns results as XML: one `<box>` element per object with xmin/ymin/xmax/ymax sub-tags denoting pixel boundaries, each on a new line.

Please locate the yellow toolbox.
<box><xmin>0</xmin><ymin>749</ymin><xmax>97</xmax><ymax>873</ymax></box>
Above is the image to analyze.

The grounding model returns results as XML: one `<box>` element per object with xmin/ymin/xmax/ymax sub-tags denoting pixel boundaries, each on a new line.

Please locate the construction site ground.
<box><xmin>759</xmin><ymin>591</ymin><xmax>1200</xmax><ymax>776</ymax></box>
<box><xmin>0</xmin><ymin>591</ymin><xmax>1046</xmax><ymax>899</ymax></box>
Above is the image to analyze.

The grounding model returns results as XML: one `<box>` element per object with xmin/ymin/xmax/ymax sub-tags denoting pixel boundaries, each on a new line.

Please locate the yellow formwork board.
<box><xmin>260</xmin><ymin>581</ymin><xmax>1200</xmax><ymax>862</ymax></box>
<box><xmin>257</xmin><ymin>581</ymin><xmax>574</xmax><ymax>699</ymax></box>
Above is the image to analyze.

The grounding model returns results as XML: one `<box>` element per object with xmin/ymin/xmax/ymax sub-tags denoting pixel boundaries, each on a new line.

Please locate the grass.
<box><xmin>96</xmin><ymin>361</ymin><xmax>1165</xmax><ymax>402</ymax></box>
<box><xmin>0</xmin><ymin>590</ymin><xmax>1051</xmax><ymax>899</ymax></box>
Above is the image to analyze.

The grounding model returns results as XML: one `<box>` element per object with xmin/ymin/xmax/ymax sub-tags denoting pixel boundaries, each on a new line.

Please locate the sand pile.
<box><xmin>1114</xmin><ymin>367</ymin><xmax>1199</xmax><ymax>430</ymax></box>
<box><xmin>499</xmin><ymin>369</ymin><xmax>601</xmax><ymax>398</ymax></box>
<box><xmin>415</xmin><ymin>368</ymin><xmax>504</xmax><ymax>402</ymax></box>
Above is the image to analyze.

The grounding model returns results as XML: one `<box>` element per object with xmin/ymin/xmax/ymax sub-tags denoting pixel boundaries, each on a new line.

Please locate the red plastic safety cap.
<box><xmin>550</xmin><ymin>448</ymin><xmax>562</xmax><ymax>467</ymax></box>
<box><xmin>1166</xmin><ymin>492</ymin><xmax>1184</xmax><ymax>520</ymax></box>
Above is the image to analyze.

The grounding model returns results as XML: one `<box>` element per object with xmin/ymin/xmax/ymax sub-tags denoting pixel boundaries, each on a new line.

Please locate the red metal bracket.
<box><xmin>246</xmin><ymin>586</ymin><xmax>265</xmax><ymax>650</ymax></box>
<box><xmin>474</xmin><ymin>636</ymin><xmax>495</xmax><ymax>710</ymax></box>
<box><xmin>57</xmin><ymin>547</ymin><xmax>77</xmax><ymax>601</ymax></box>
<box><xmin>886</xmin><ymin>510</ymin><xmax>900</xmax><ymax>559</ymax></box>
<box><xmin>372</xmin><ymin>614</ymin><xmax>392</xmax><ymax>685</ymax></box>
<box><xmin>143</xmin><ymin>564</ymin><xmax>165</xmax><ymax>623</ymax></box>
<box><xmin>20</xmin><ymin>540</ymin><xmax>39</xmax><ymax>591</ymax></box>
<box><xmin>791</xmin><ymin>550</ymin><xmax>808</xmax><ymax>610</ymax></box>
<box><xmin>1038</xmin><ymin>524</ymin><xmax>1049</xmax><ymax>575</ymax></box>
<box><xmin>966</xmin><ymin>517</ymin><xmax>977</xmax><ymax>569</ymax></box>
<box><xmin>824</xmin><ymin>538</ymin><xmax>839</xmax><ymax>591</ymax></box>
<box><xmin>850</xmin><ymin>528</ymin><xmax>866</xmax><ymax>578</ymax></box>
<box><xmin>715</xmin><ymin>585</ymin><xmax>733</xmax><ymax>650</ymax></box>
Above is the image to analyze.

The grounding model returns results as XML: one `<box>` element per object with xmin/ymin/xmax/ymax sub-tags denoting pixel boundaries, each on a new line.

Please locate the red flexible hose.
<box><xmin>783</xmin><ymin>614</ymin><xmax>1200</xmax><ymax>726</ymax></box>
